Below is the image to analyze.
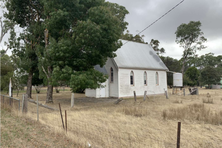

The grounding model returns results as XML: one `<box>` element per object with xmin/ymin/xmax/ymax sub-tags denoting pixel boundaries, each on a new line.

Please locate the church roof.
<box><xmin>113</xmin><ymin>40</ymin><xmax>168</xmax><ymax>71</ymax></box>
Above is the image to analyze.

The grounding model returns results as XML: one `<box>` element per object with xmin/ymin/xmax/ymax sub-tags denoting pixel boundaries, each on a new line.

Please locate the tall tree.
<box><xmin>175</xmin><ymin>21</ymin><xmax>207</xmax><ymax>75</ymax></box>
<box><xmin>36</xmin><ymin>0</ymin><xmax>129</xmax><ymax>102</ymax></box>
<box><xmin>150</xmin><ymin>39</ymin><xmax>165</xmax><ymax>56</ymax></box>
<box><xmin>5</xmin><ymin>0</ymin><xmax>44</xmax><ymax>98</ymax></box>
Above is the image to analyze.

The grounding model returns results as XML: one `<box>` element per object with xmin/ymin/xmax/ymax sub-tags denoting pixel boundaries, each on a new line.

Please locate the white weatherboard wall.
<box><xmin>119</xmin><ymin>68</ymin><xmax>167</xmax><ymax>97</ymax></box>
<box><xmin>85</xmin><ymin>80</ymin><xmax>109</xmax><ymax>98</ymax></box>
<box><xmin>105</xmin><ymin>58</ymin><xmax>119</xmax><ymax>98</ymax></box>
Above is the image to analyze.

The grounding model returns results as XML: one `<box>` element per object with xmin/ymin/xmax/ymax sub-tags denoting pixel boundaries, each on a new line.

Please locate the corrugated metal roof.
<box><xmin>94</xmin><ymin>65</ymin><xmax>108</xmax><ymax>74</ymax></box>
<box><xmin>113</xmin><ymin>40</ymin><xmax>169</xmax><ymax>71</ymax></box>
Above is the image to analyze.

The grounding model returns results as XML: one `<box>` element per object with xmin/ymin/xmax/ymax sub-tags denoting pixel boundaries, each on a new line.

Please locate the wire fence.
<box><xmin>1</xmin><ymin>94</ymin><xmax>222</xmax><ymax>148</ymax></box>
<box><xmin>0</xmin><ymin>94</ymin><xmax>20</xmax><ymax>112</ymax></box>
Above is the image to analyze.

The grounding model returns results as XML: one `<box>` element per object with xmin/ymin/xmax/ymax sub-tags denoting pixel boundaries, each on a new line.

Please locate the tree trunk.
<box><xmin>26</xmin><ymin>70</ymin><xmax>33</xmax><ymax>98</ymax></box>
<box><xmin>46</xmin><ymin>84</ymin><xmax>53</xmax><ymax>103</ymax></box>
<box><xmin>46</xmin><ymin>66</ymin><xmax>53</xmax><ymax>103</ymax></box>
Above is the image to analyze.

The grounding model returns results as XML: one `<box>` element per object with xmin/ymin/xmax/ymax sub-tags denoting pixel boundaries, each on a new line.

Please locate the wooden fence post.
<box><xmin>37</xmin><ymin>95</ymin><xmax>39</xmax><ymax>121</ymax></box>
<box><xmin>22</xmin><ymin>94</ymin><xmax>28</xmax><ymax>113</ymax></box>
<box><xmin>59</xmin><ymin>103</ymin><xmax>65</xmax><ymax>129</ymax></box>
<box><xmin>71</xmin><ymin>93</ymin><xmax>74</xmax><ymax>107</ymax></box>
<box><xmin>134</xmin><ymin>91</ymin><xmax>136</xmax><ymax>102</ymax></box>
<box><xmin>65</xmin><ymin>110</ymin><xmax>67</xmax><ymax>133</ymax></box>
<box><xmin>177</xmin><ymin>122</ymin><xmax>181</xmax><ymax>148</ymax></box>
<box><xmin>165</xmin><ymin>91</ymin><xmax>169</xmax><ymax>99</ymax></box>
<box><xmin>143</xmin><ymin>91</ymin><xmax>147</xmax><ymax>101</ymax></box>
<box><xmin>2</xmin><ymin>96</ymin><xmax>4</xmax><ymax>108</ymax></box>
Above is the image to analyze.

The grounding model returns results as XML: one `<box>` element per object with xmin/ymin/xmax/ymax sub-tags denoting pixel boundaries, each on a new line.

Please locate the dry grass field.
<box><xmin>1</xmin><ymin>88</ymin><xmax>222</xmax><ymax>148</ymax></box>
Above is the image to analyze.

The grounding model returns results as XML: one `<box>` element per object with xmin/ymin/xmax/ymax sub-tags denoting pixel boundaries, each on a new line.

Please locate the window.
<box><xmin>156</xmin><ymin>72</ymin><xmax>159</xmax><ymax>85</ymax></box>
<box><xmin>130</xmin><ymin>71</ymin><xmax>134</xmax><ymax>85</ymax></box>
<box><xmin>144</xmin><ymin>72</ymin><xmax>147</xmax><ymax>85</ymax></box>
<box><xmin>110</xmin><ymin>67</ymin><xmax>113</xmax><ymax>83</ymax></box>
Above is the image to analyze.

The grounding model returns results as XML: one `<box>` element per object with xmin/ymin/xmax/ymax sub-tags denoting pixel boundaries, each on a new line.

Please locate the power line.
<box><xmin>123</xmin><ymin>0</ymin><xmax>185</xmax><ymax>46</ymax></box>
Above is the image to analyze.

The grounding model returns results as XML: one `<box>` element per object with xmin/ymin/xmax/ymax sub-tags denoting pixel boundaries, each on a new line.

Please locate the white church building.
<box><xmin>85</xmin><ymin>40</ymin><xmax>169</xmax><ymax>98</ymax></box>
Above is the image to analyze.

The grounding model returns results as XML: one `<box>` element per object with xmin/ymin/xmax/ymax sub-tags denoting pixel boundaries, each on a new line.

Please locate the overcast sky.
<box><xmin>107</xmin><ymin>0</ymin><xmax>222</xmax><ymax>59</ymax></box>
<box><xmin>1</xmin><ymin>0</ymin><xmax>222</xmax><ymax>59</ymax></box>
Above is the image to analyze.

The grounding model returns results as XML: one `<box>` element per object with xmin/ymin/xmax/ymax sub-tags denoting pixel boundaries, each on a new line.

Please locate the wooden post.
<box><xmin>18</xmin><ymin>100</ymin><xmax>20</xmax><ymax>111</ymax></box>
<box><xmin>37</xmin><ymin>95</ymin><xmax>39</xmax><ymax>121</ymax></box>
<box><xmin>22</xmin><ymin>94</ymin><xmax>28</xmax><ymax>113</ymax></box>
<box><xmin>196</xmin><ymin>88</ymin><xmax>199</xmax><ymax>95</ymax></box>
<box><xmin>177</xmin><ymin>122</ymin><xmax>181</xmax><ymax>148</ymax></box>
<box><xmin>22</xmin><ymin>94</ymin><xmax>24</xmax><ymax>112</ymax></box>
<box><xmin>165</xmin><ymin>91</ymin><xmax>169</xmax><ymax>99</ymax></box>
<box><xmin>59</xmin><ymin>103</ymin><xmax>65</xmax><ymax>129</ymax></box>
<box><xmin>133</xmin><ymin>91</ymin><xmax>136</xmax><ymax>102</ymax></box>
<box><xmin>65</xmin><ymin>110</ymin><xmax>67</xmax><ymax>133</ymax></box>
<box><xmin>183</xmin><ymin>89</ymin><xmax>185</xmax><ymax>96</ymax></box>
<box><xmin>143</xmin><ymin>91</ymin><xmax>147</xmax><ymax>101</ymax></box>
<box><xmin>2</xmin><ymin>96</ymin><xmax>4</xmax><ymax>108</ymax></box>
<box><xmin>71</xmin><ymin>93</ymin><xmax>74</xmax><ymax>107</ymax></box>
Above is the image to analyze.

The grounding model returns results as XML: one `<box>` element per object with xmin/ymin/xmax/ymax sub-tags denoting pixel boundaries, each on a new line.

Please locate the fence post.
<box><xmin>71</xmin><ymin>93</ymin><xmax>74</xmax><ymax>107</ymax></box>
<box><xmin>2</xmin><ymin>96</ymin><xmax>4</xmax><ymax>108</ymax></box>
<box><xmin>134</xmin><ymin>91</ymin><xmax>136</xmax><ymax>102</ymax></box>
<box><xmin>143</xmin><ymin>91</ymin><xmax>147</xmax><ymax>101</ymax></box>
<box><xmin>18</xmin><ymin>100</ymin><xmax>20</xmax><ymax>111</ymax></box>
<box><xmin>37</xmin><ymin>95</ymin><xmax>39</xmax><ymax>121</ymax></box>
<box><xmin>59</xmin><ymin>103</ymin><xmax>65</xmax><ymax>129</ymax></box>
<box><xmin>165</xmin><ymin>90</ymin><xmax>169</xmax><ymax>99</ymax></box>
<box><xmin>22</xmin><ymin>94</ymin><xmax>28</xmax><ymax>113</ymax></box>
<box><xmin>22</xmin><ymin>94</ymin><xmax>24</xmax><ymax>112</ymax></box>
<box><xmin>183</xmin><ymin>89</ymin><xmax>185</xmax><ymax>96</ymax></box>
<box><xmin>177</xmin><ymin>122</ymin><xmax>181</xmax><ymax>148</ymax></box>
<box><xmin>65</xmin><ymin>110</ymin><xmax>67</xmax><ymax>133</ymax></box>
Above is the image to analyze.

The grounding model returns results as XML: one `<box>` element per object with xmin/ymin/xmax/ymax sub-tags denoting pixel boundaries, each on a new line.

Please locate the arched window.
<box><xmin>144</xmin><ymin>71</ymin><xmax>147</xmax><ymax>85</ymax></box>
<box><xmin>110</xmin><ymin>67</ymin><xmax>113</xmax><ymax>83</ymax></box>
<box><xmin>130</xmin><ymin>71</ymin><xmax>134</xmax><ymax>85</ymax></box>
<box><xmin>156</xmin><ymin>72</ymin><xmax>159</xmax><ymax>85</ymax></box>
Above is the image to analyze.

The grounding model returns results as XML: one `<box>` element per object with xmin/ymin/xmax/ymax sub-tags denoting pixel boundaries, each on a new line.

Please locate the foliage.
<box><xmin>70</xmin><ymin>69</ymin><xmax>108</xmax><ymax>93</ymax></box>
<box><xmin>200</xmin><ymin>66</ymin><xmax>221</xmax><ymax>86</ymax></box>
<box><xmin>36</xmin><ymin>0</ymin><xmax>128</xmax><ymax>97</ymax></box>
<box><xmin>121</xmin><ymin>30</ymin><xmax>147</xmax><ymax>44</ymax></box>
<box><xmin>0</xmin><ymin>52</ymin><xmax>14</xmax><ymax>91</ymax></box>
<box><xmin>175</xmin><ymin>21</ymin><xmax>207</xmax><ymax>75</ymax></box>
<box><xmin>160</xmin><ymin>56</ymin><xmax>181</xmax><ymax>86</ymax></box>
<box><xmin>185</xmin><ymin>67</ymin><xmax>199</xmax><ymax>86</ymax></box>
<box><xmin>150</xmin><ymin>39</ymin><xmax>165</xmax><ymax>56</ymax></box>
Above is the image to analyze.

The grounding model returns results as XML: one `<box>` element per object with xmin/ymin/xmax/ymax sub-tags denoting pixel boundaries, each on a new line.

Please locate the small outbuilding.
<box><xmin>85</xmin><ymin>40</ymin><xmax>169</xmax><ymax>98</ymax></box>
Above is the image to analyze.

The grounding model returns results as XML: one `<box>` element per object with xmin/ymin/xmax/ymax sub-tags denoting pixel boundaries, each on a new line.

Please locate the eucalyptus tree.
<box><xmin>150</xmin><ymin>39</ymin><xmax>165</xmax><ymax>56</ymax></box>
<box><xmin>4</xmin><ymin>0</ymin><xmax>44</xmax><ymax>98</ymax></box>
<box><xmin>175</xmin><ymin>21</ymin><xmax>207</xmax><ymax>75</ymax></box>
<box><xmin>37</xmin><ymin>0</ymin><xmax>129</xmax><ymax>102</ymax></box>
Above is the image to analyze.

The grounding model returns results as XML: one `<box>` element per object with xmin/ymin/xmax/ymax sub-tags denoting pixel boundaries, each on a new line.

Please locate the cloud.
<box><xmin>107</xmin><ymin>0</ymin><xmax>222</xmax><ymax>59</ymax></box>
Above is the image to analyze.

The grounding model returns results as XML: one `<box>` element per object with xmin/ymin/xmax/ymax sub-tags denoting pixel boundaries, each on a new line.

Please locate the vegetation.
<box><xmin>175</xmin><ymin>21</ymin><xmax>207</xmax><ymax>75</ymax></box>
<box><xmin>4</xmin><ymin>0</ymin><xmax>129</xmax><ymax>102</ymax></box>
<box><xmin>2</xmin><ymin>88</ymin><xmax>222</xmax><ymax>147</ymax></box>
<box><xmin>150</xmin><ymin>39</ymin><xmax>165</xmax><ymax>56</ymax></box>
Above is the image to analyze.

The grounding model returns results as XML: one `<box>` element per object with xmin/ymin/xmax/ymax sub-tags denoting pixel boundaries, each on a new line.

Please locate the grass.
<box><xmin>1</xmin><ymin>88</ymin><xmax>222</xmax><ymax>148</ymax></box>
<box><xmin>203</xmin><ymin>98</ymin><xmax>214</xmax><ymax>104</ymax></box>
<box><xmin>0</xmin><ymin>108</ymin><xmax>80</xmax><ymax>148</ymax></box>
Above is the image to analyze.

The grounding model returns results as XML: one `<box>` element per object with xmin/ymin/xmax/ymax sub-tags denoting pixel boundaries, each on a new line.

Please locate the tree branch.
<box><xmin>42</xmin><ymin>66</ymin><xmax>49</xmax><ymax>79</ymax></box>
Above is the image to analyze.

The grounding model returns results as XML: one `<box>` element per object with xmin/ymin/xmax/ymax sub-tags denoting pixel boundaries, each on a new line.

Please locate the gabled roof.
<box><xmin>94</xmin><ymin>65</ymin><xmax>108</xmax><ymax>75</ymax></box>
<box><xmin>113</xmin><ymin>40</ymin><xmax>169</xmax><ymax>71</ymax></box>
